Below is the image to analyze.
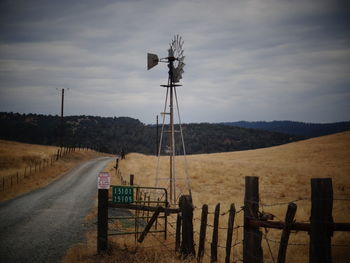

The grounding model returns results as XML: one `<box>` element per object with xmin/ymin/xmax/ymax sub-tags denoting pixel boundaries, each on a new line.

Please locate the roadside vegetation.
<box><xmin>0</xmin><ymin>139</ymin><xmax>102</xmax><ymax>201</ymax></box>
<box><xmin>63</xmin><ymin>132</ymin><xmax>350</xmax><ymax>262</ymax></box>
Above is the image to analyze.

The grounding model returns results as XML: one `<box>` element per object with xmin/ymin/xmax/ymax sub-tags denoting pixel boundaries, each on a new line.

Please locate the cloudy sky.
<box><xmin>0</xmin><ymin>0</ymin><xmax>349</xmax><ymax>124</ymax></box>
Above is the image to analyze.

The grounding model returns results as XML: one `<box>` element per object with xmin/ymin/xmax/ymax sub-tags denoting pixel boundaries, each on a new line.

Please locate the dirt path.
<box><xmin>0</xmin><ymin>156</ymin><xmax>113</xmax><ymax>263</ymax></box>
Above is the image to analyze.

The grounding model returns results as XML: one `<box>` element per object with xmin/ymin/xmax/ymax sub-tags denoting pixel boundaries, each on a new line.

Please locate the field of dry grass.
<box><xmin>61</xmin><ymin>132</ymin><xmax>350</xmax><ymax>263</ymax></box>
<box><xmin>112</xmin><ymin>131</ymin><xmax>350</xmax><ymax>262</ymax></box>
<box><xmin>0</xmin><ymin>140</ymin><xmax>102</xmax><ymax>201</ymax></box>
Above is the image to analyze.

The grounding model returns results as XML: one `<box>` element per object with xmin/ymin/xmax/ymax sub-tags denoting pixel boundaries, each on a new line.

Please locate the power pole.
<box><xmin>60</xmin><ymin>88</ymin><xmax>64</xmax><ymax>147</ymax></box>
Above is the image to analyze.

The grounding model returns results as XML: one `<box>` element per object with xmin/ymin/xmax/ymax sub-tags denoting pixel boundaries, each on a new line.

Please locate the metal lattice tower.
<box><xmin>147</xmin><ymin>35</ymin><xmax>191</xmax><ymax>205</ymax></box>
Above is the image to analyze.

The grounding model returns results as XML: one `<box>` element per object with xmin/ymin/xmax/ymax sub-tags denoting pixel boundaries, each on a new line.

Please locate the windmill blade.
<box><xmin>178</xmin><ymin>56</ymin><xmax>185</xmax><ymax>62</ymax></box>
<box><xmin>168</xmin><ymin>48</ymin><xmax>174</xmax><ymax>57</ymax></box>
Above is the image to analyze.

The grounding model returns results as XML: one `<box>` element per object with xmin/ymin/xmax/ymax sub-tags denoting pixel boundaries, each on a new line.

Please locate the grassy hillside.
<box><xmin>0</xmin><ymin>140</ymin><xmax>102</xmax><ymax>201</ymax></box>
<box><xmin>113</xmin><ymin>131</ymin><xmax>350</xmax><ymax>262</ymax></box>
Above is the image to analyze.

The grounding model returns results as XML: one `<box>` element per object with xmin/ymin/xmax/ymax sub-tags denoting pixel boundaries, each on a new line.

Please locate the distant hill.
<box><xmin>221</xmin><ymin>121</ymin><xmax>350</xmax><ymax>138</ymax></box>
<box><xmin>0</xmin><ymin>112</ymin><xmax>300</xmax><ymax>155</ymax></box>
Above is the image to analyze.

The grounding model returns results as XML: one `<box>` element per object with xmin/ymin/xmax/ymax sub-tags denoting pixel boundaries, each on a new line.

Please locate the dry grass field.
<box><xmin>111</xmin><ymin>131</ymin><xmax>350</xmax><ymax>263</ymax></box>
<box><xmin>0</xmin><ymin>140</ymin><xmax>102</xmax><ymax>201</ymax></box>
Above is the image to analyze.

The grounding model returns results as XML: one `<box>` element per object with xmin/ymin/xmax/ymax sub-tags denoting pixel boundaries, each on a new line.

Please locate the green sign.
<box><xmin>112</xmin><ymin>186</ymin><xmax>134</xmax><ymax>204</ymax></box>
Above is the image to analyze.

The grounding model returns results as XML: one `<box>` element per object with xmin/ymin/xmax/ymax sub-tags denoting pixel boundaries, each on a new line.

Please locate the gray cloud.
<box><xmin>0</xmin><ymin>0</ymin><xmax>349</xmax><ymax>123</ymax></box>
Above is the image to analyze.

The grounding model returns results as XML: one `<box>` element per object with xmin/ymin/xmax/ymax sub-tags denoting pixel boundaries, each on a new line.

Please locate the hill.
<box><xmin>113</xmin><ymin>131</ymin><xmax>350</xmax><ymax>263</ymax></box>
<box><xmin>222</xmin><ymin>120</ymin><xmax>350</xmax><ymax>138</ymax></box>
<box><xmin>0</xmin><ymin>140</ymin><xmax>102</xmax><ymax>201</ymax></box>
<box><xmin>0</xmin><ymin>112</ymin><xmax>300</xmax><ymax>155</ymax></box>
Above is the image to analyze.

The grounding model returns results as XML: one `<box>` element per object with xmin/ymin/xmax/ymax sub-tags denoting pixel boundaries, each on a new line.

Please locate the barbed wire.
<box><xmin>263</xmin><ymin>231</ymin><xmax>276</xmax><ymax>263</ymax></box>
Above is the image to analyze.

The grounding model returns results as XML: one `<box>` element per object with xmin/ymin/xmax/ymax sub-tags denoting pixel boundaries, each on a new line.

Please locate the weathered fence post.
<box><xmin>97</xmin><ymin>187</ymin><xmax>108</xmax><ymax>253</ymax></box>
<box><xmin>225</xmin><ymin>203</ymin><xmax>236</xmax><ymax>263</ymax></box>
<box><xmin>211</xmin><ymin>203</ymin><xmax>220</xmax><ymax>263</ymax></box>
<box><xmin>243</xmin><ymin>176</ymin><xmax>262</xmax><ymax>263</ymax></box>
<box><xmin>179</xmin><ymin>195</ymin><xmax>195</xmax><ymax>258</ymax></box>
<box><xmin>197</xmin><ymin>204</ymin><xmax>208</xmax><ymax>262</ymax></box>
<box><xmin>310</xmin><ymin>178</ymin><xmax>333</xmax><ymax>263</ymax></box>
<box><xmin>176</xmin><ymin>213</ymin><xmax>182</xmax><ymax>252</ymax></box>
<box><xmin>277</xmin><ymin>202</ymin><xmax>297</xmax><ymax>263</ymax></box>
<box><xmin>130</xmin><ymin>174</ymin><xmax>134</xmax><ymax>186</ymax></box>
<box><xmin>56</xmin><ymin>149</ymin><xmax>60</xmax><ymax>160</ymax></box>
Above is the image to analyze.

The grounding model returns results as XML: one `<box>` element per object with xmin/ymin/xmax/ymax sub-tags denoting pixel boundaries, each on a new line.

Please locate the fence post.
<box><xmin>211</xmin><ymin>203</ymin><xmax>220</xmax><ymax>263</ymax></box>
<box><xmin>97</xmin><ymin>188</ymin><xmax>108</xmax><ymax>253</ymax></box>
<box><xmin>179</xmin><ymin>195</ymin><xmax>195</xmax><ymax>258</ymax></box>
<box><xmin>176</xmin><ymin>213</ymin><xmax>182</xmax><ymax>252</ymax></box>
<box><xmin>130</xmin><ymin>174</ymin><xmax>134</xmax><ymax>186</ymax></box>
<box><xmin>310</xmin><ymin>178</ymin><xmax>333</xmax><ymax>263</ymax></box>
<box><xmin>197</xmin><ymin>204</ymin><xmax>208</xmax><ymax>262</ymax></box>
<box><xmin>243</xmin><ymin>176</ymin><xmax>262</xmax><ymax>263</ymax></box>
<box><xmin>277</xmin><ymin>202</ymin><xmax>297</xmax><ymax>263</ymax></box>
<box><xmin>225</xmin><ymin>203</ymin><xmax>236</xmax><ymax>263</ymax></box>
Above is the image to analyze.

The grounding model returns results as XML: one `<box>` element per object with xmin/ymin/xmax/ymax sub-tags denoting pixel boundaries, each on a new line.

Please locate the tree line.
<box><xmin>0</xmin><ymin>112</ymin><xmax>302</xmax><ymax>155</ymax></box>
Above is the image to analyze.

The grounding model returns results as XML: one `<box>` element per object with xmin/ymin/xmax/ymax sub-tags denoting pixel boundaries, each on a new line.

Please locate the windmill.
<box><xmin>147</xmin><ymin>35</ymin><xmax>190</xmax><ymax>205</ymax></box>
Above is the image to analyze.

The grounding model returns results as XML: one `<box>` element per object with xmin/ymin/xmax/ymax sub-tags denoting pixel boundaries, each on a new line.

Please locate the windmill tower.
<box><xmin>147</xmin><ymin>35</ymin><xmax>191</xmax><ymax>205</ymax></box>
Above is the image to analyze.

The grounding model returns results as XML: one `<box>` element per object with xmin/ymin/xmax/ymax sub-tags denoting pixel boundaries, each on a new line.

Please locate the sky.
<box><xmin>0</xmin><ymin>0</ymin><xmax>349</xmax><ymax>124</ymax></box>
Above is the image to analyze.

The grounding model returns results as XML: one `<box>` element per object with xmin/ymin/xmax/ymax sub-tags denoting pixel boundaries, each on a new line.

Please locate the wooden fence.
<box><xmin>108</xmin><ymin>161</ymin><xmax>350</xmax><ymax>262</ymax></box>
<box><xmin>173</xmin><ymin>176</ymin><xmax>350</xmax><ymax>263</ymax></box>
<box><xmin>1</xmin><ymin>145</ymin><xmax>91</xmax><ymax>191</ymax></box>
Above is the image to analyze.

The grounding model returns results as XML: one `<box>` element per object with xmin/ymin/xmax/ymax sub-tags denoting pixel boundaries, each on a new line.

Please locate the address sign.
<box><xmin>112</xmin><ymin>186</ymin><xmax>134</xmax><ymax>204</ymax></box>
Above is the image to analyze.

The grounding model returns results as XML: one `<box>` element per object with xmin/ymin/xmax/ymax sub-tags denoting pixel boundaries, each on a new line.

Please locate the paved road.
<box><xmin>0</xmin><ymin>157</ymin><xmax>113</xmax><ymax>263</ymax></box>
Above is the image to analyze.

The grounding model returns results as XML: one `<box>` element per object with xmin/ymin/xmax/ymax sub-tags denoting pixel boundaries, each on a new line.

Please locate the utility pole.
<box><xmin>60</xmin><ymin>88</ymin><xmax>64</xmax><ymax>148</ymax></box>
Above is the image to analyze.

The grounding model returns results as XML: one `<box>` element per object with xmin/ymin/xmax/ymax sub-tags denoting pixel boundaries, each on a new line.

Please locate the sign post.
<box><xmin>97</xmin><ymin>172</ymin><xmax>109</xmax><ymax>253</ymax></box>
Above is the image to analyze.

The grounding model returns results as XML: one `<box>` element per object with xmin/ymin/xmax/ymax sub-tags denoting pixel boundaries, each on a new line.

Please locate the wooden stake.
<box><xmin>211</xmin><ymin>203</ymin><xmax>220</xmax><ymax>263</ymax></box>
<box><xmin>197</xmin><ymin>204</ymin><xmax>208</xmax><ymax>262</ymax></box>
<box><xmin>277</xmin><ymin>202</ymin><xmax>297</xmax><ymax>263</ymax></box>
<box><xmin>225</xmin><ymin>204</ymin><xmax>236</xmax><ymax>263</ymax></box>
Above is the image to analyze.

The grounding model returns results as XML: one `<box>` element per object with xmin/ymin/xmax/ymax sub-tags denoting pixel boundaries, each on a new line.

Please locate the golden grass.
<box><xmin>0</xmin><ymin>140</ymin><xmax>103</xmax><ymax>201</ymax></box>
<box><xmin>113</xmin><ymin>131</ymin><xmax>350</xmax><ymax>263</ymax></box>
<box><xmin>0</xmin><ymin>139</ymin><xmax>59</xmax><ymax>176</ymax></box>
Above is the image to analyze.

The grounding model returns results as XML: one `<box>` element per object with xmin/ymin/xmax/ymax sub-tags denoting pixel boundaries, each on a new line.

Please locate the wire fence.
<box><xmin>1</xmin><ymin>146</ymin><xmax>91</xmax><ymax>192</ymax></box>
<box><xmin>108</xmin><ymin>169</ymin><xmax>350</xmax><ymax>263</ymax></box>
